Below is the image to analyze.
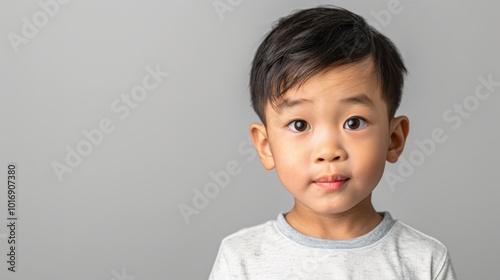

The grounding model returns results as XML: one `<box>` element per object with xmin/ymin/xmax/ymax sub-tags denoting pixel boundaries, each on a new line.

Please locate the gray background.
<box><xmin>0</xmin><ymin>0</ymin><xmax>498</xmax><ymax>279</ymax></box>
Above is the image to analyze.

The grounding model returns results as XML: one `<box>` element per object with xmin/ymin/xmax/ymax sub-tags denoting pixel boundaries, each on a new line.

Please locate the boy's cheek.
<box><xmin>349</xmin><ymin>143</ymin><xmax>387</xmax><ymax>173</ymax></box>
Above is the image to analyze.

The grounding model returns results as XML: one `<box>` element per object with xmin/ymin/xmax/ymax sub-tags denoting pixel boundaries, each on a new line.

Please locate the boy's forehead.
<box><xmin>273</xmin><ymin>58</ymin><xmax>381</xmax><ymax>108</ymax></box>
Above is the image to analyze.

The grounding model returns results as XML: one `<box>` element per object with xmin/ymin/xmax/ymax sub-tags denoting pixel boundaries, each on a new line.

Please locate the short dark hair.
<box><xmin>250</xmin><ymin>6</ymin><xmax>407</xmax><ymax>123</ymax></box>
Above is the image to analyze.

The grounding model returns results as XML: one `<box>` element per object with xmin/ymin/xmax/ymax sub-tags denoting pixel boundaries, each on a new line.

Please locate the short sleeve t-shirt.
<box><xmin>209</xmin><ymin>212</ymin><xmax>457</xmax><ymax>279</ymax></box>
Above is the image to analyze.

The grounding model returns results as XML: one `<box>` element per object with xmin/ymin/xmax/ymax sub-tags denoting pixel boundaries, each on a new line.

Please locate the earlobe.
<box><xmin>386</xmin><ymin>116</ymin><xmax>410</xmax><ymax>163</ymax></box>
<box><xmin>250</xmin><ymin>123</ymin><xmax>275</xmax><ymax>170</ymax></box>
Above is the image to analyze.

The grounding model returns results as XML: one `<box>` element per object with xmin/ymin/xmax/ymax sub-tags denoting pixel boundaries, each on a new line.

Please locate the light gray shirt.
<box><xmin>209</xmin><ymin>212</ymin><xmax>457</xmax><ymax>279</ymax></box>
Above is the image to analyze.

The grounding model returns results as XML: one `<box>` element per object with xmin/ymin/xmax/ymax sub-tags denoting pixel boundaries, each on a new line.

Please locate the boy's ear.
<box><xmin>386</xmin><ymin>116</ymin><xmax>410</xmax><ymax>163</ymax></box>
<box><xmin>250</xmin><ymin>123</ymin><xmax>275</xmax><ymax>170</ymax></box>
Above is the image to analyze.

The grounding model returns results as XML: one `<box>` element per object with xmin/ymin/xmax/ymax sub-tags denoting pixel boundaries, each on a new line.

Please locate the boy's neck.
<box><xmin>284</xmin><ymin>195</ymin><xmax>382</xmax><ymax>240</ymax></box>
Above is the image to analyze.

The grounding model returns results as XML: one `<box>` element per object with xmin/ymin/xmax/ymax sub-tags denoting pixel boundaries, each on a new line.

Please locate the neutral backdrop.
<box><xmin>1</xmin><ymin>0</ymin><xmax>499</xmax><ymax>279</ymax></box>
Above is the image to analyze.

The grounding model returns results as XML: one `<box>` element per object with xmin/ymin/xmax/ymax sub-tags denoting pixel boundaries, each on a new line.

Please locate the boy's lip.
<box><xmin>313</xmin><ymin>174</ymin><xmax>350</xmax><ymax>190</ymax></box>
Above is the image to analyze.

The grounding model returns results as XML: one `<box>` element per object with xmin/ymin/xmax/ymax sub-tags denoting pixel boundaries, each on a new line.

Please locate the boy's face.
<box><xmin>251</xmin><ymin>58</ymin><xmax>408</xmax><ymax>216</ymax></box>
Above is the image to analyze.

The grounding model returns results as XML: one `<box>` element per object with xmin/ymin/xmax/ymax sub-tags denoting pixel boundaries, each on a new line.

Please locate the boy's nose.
<box><xmin>313</xmin><ymin>140</ymin><xmax>347</xmax><ymax>163</ymax></box>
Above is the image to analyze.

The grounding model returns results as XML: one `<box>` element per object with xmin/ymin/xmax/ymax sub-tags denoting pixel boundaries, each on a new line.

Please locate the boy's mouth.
<box><xmin>313</xmin><ymin>175</ymin><xmax>350</xmax><ymax>190</ymax></box>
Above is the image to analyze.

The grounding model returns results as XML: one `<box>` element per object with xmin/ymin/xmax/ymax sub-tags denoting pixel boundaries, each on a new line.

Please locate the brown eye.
<box><xmin>344</xmin><ymin>117</ymin><xmax>366</xmax><ymax>130</ymax></box>
<box><xmin>288</xmin><ymin>120</ymin><xmax>310</xmax><ymax>132</ymax></box>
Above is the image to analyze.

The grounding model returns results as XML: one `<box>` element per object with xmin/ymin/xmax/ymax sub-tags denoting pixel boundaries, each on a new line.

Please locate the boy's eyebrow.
<box><xmin>277</xmin><ymin>94</ymin><xmax>376</xmax><ymax>109</ymax></box>
<box><xmin>276</xmin><ymin>98</ymin><xmax>313</xmax><ymax>109</ymax></box>
<box><xmin>341</xmin><ymin>94</ymin><xmax>376</xmax><ymax>109</ymax></box>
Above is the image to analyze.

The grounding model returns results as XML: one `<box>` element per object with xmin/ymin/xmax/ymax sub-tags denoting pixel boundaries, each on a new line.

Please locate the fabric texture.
<box><xmin>209</xmin><ymin>212</ymin><xmax>457</xmax><ymax>280</ymax></box>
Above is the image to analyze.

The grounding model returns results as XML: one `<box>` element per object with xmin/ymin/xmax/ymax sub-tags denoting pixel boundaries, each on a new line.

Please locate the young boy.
<box><xmin>209</xmin><ymin>6</ymin><xmax>457</xmax><ymax>279</ymax></box>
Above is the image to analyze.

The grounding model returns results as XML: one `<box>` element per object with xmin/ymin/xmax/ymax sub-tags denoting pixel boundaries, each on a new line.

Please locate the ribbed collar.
<box><xmin>275</xmin><ymin>212</ymin><xmax>395</xmax><ymax>249</ymax></box>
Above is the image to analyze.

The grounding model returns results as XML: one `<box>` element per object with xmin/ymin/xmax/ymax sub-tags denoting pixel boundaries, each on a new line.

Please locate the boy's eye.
<box><xmin>287</xmin><ymin>120</ymin><xmax>310</xmax><ymax>132</ymax></box>
<box><xmin>343</xmin><ymin>117</ymin><xmax>367</xmax><ymax>130</ymax></box>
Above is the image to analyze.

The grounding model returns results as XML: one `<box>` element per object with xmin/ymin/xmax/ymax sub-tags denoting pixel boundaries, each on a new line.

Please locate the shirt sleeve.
<box><xmin>208</xmin><ymin>242</ymin><xmax>231</xmax><ymax>280</ymax></box>
<box><xmin>434</xmin><ymin>252</ymin><xmax>458</xmax><ymax>280</ymax></box>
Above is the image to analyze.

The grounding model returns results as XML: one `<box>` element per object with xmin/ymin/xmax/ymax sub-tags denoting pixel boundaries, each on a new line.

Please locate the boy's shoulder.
<box><xmin>219</xmin><ymin>218</ymin><xmax>278</xmax><ymax>249</ymax></box>
<box><xmin>391</xmin><ymin>219</ymin><xmax>449</xmax><ymax>250</ymax></box>
<box><xmin>389</xmin><ymin>219</ymin><xmax>450</xmax><ymax>260</ymax></box>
